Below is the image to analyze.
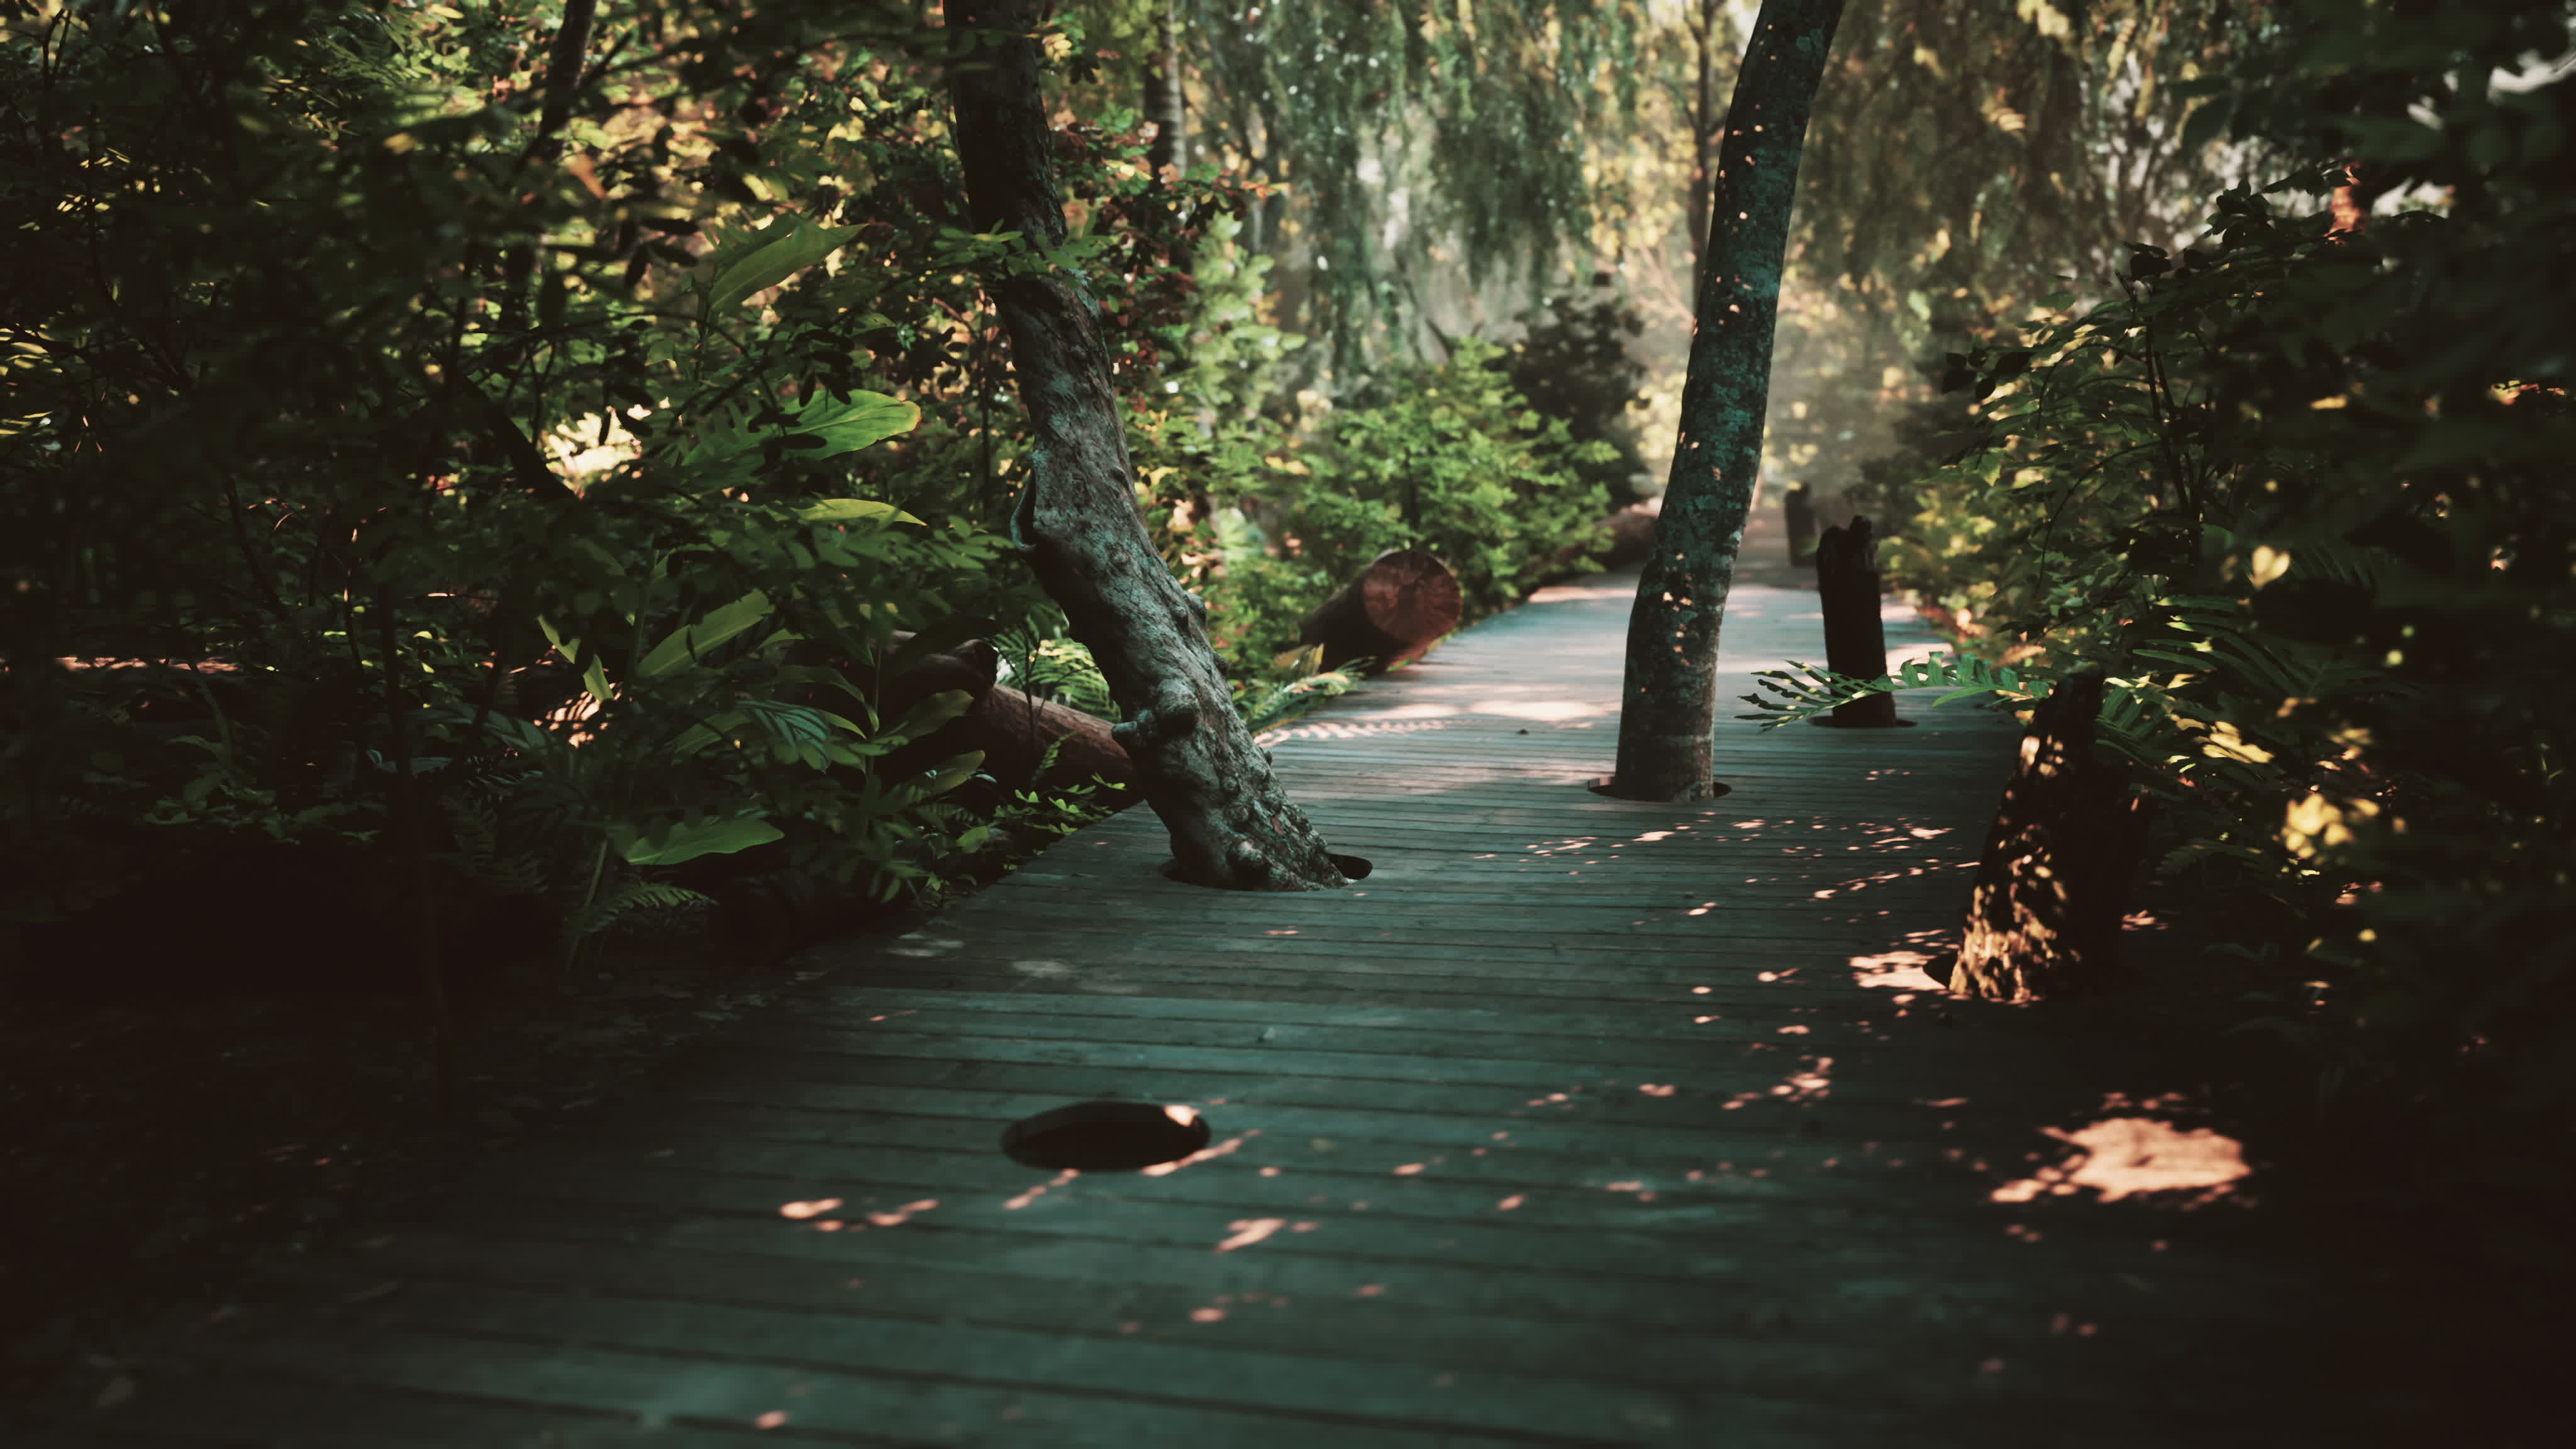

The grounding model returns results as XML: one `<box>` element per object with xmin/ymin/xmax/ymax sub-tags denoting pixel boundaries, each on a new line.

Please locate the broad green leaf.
<box><xmin>888</xmin><ymin>687</ymin><xmax>977</xmax><ymax>741</ymax></box>
<box><xmin>705</xmin><ymin>216</ymin><xmax>862</xmax><ymax>316</ymax></box>
<box><xmin>784</xmin><ymin>392</ymin><xmax>921</xmax><ymax>460</ymax></box>
<box><xmin>618</xmin><ymin>814</ymin><xmax>784</xmax><ymax>867</ymax></box>
<box><xmin>538</xmin><ymin>617</ymin><xmax>616</xmax><ymax>705</ymax></box>
<box><xmin>636</xmin><ymin>591</ymin><xmax>775</xmax><ymax>679</ymax></box>
<box><xmin>795</xmin><ymin>497</ymin><xmax>923</xmax><ymax>526</ymax></box>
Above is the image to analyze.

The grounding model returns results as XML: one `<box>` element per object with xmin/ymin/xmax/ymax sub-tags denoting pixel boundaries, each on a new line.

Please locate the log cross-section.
<box><xmin>1297</xmin><ymin>548</ymin><xmax>1463</xmax><ymax>673</ymax></box>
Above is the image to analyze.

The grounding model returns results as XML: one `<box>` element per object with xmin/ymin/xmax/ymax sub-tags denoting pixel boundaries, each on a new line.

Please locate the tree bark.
<box><xmin>1946</xmin><ymin>666</ymin><xmax>2152</xmax><ymax>1001</ymax></box>
<box><xmin>1610</xmin><ymin>0</ymin><xmax>1846</xmax><ymax>802</ymax></box>
<box><xmin>948</xmin><ymin>0</ymin><xmax>1345</xmax><ymax>890</ymax></box>
<box><xmin>1812</xmin><ymin>516</ymin><xmax>1902</xmax><ymax>728</ymax></box>
<box><xmin>1297</xmin><ymin>548</ymin><xmax>1462</xmax><ymax>673</ymax></box>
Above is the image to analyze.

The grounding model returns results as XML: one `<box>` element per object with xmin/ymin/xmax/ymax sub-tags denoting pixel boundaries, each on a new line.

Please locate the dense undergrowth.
<box><xmin>1769</xmin><ymin>0</ymin><xmax>2575</xmax><ymax>1295</ymax></box>
<box><xmin>0</xmin><ymin>0</ymin><xmax>1622</xmax><ymax>1007</ymax></box>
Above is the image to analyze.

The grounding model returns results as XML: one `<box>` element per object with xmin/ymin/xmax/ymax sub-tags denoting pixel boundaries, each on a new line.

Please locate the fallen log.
<box><xmin>1297</xmin><ymin>547</ymin><xmax>1463</xmax><ymax>672</ymax></box>
<box><xmin>964</xmin><ymin>682</ymin><xmax>1135</xmax><ymax>794</ymax></box>
<box><xmin>1811</xmin><ymin>516</ymin><xmax>1906</xmax><ymax>729</ymax></box>
<box><xmin>1945</xmin><ymin>665</ymin><xmax>2153</xmax><ymax>1001</ymax></box>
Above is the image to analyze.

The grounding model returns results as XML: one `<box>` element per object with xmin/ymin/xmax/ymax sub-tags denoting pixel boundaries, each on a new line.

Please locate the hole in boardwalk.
<box><xmin>1001</xmin><ymin>1101</ymin><xmax>1213</xmax><ymax>1171</ymax></box>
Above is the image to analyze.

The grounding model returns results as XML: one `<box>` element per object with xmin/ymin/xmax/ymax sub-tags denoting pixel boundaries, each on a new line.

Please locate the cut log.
<box><xmin>1946</xmin><ymin>665</ymin><xmax>2153</xmax><ymax>1001</ymax></box>
<box><xmin>1297</xmin><ymin>547</ymin><xmax>1463</xmax><ymax>672</ymax></box>
<box><xmin>1811</xmin><ymin>516</ymin><xmax>1906</xmax><ymax>728</ymax></box>
<box><xmin>1782</xmin><ymin>483</ymin><xmax>1817</xmax><ymax>565</ymax></box>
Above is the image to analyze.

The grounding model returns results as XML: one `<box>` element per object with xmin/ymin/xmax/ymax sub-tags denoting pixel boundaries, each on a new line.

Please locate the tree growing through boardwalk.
<box><xmin>947</xmin><ymin>0</ymin><xmax>1348</xmax><ymax>889</ymax></box>
<box><xmin>1609</xmin><ymin>0</ymin><xmax>1847</xmax><ymax>801</ymax></box>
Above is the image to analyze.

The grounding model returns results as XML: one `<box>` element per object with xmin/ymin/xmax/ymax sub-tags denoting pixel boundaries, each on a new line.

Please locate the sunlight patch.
<box><xmin>1989</xmin><ymin>1118</ymin><xmax>2250</xmax><ymax>1204</ymax></box>
<box><xmin>1848</xmin><ymin>948</ymin><xmax>1949</xmax><ymax>989</ymax></box>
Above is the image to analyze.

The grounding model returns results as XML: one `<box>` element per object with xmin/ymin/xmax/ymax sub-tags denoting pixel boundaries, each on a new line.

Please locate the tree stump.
<box><xmin>1946</xmin><ymin>665</ymin><xmax>2153</xmax><ymax>1001</ymax></box>
<box><xmin>1297</xmin><ymin>548</ymin><xmax>1463</xmax><ymax>673</ymax></box>
<box><xmin>1811</xmin><ymin>515</ymin><xmax>1905</xmax><ymax>728</ymax></box>
<box><xmin>1782</xmin><ymin>482</ymin><xmax>1817</xmax><ymax>565</ymax></box>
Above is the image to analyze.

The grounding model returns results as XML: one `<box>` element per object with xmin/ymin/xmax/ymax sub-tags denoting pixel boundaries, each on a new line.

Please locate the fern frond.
<box><xmin>1245</xmin><ymin>665</ymin><xmax>1365</xmax><ymax>735</ymax></box>
<box><xmin>563</xmin><ymin>879</ymin><xmax>717</xmax><ymax>943</ymax></box>
<box><xmin>1738</xmin><ymin>651</ymin><xmax>2045</xmax><ymax>728</ymax></box>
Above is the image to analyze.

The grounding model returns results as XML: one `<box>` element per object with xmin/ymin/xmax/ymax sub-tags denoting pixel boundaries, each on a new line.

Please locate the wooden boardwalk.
<box><xmin>45</xmin><ymin>525</ymin><xmax>2371</xmax><ymax>1446</ymax></box>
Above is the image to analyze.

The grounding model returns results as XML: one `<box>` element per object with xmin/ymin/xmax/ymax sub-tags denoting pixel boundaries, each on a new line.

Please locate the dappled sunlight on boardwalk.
<box><xmin>60</xmin><ymin>552</ymin><xmax>2367</xmax><ymax>1448</ymax></box>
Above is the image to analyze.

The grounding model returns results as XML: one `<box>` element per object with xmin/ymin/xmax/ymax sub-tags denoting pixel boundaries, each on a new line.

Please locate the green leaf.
<box><xmin>636</xmin><ymin>591</ymin><xmax>776</xmax><ymax>679</ymax></box>
<box><xmin>888</xmin><ymin>687</ymin><xmax>977</xmax><ymax>741</ymax></box>
<box><xmin>618</xmin><ymin>814</ymin><xmax>785</xmax><ymax>867</ymax></box>
<box><xmin>783</xmin><ymin>392</ymin><xmax>922</xmax><ymax>460</ymax></box>
<box><xmin>794</xmin><ymin>497</ymin><xmax>923</xmax><ymax>526</ymax></box>
<box><xmin>704</xmin><ymin>216</ymin><xmax>863</xmax><ymax>316</ymax></box>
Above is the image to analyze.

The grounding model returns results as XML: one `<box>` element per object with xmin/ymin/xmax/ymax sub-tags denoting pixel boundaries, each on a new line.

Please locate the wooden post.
<box><xmin>1811</xmin><ymin>515</ymin><xmax>1904</xmax><ymax>728</ymax></box>
<box><xmin>1946</xmin><ymin>665</ymin><xmax>2153</xmax><ymax>1001</ymax></box>
<box><xmin>1782</xmin><ymin>482</ymin><xmax>1816</xmax><ymax>564</ymax></box>
<box><xmin>1296</xmin><ymin>548</ymin><xmax>1463</xmax><ymax>672</ymax></box>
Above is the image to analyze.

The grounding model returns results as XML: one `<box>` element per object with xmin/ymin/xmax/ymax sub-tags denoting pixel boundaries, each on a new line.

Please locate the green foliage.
<box><xmin>1505</xmin><ymin>283</ymin><xmax>1653</xmax><ymax>502</ymax></box>
<box><xmin>994</xmin><ymin>612</ymin><xmax>1118</xmax><ymax>719</ymax></box>
<box><xmin>1872</xmin><ymin>0</ymin><xmax>2575</xmax><ymax>1201</ymax></box>
<box><xmin>0</xmin><ymin>0</ymin><xmax>1161</xmax><ymax>974</ymax></box>
<box><xmin>1124</xmin><ymin>216</ymin><xmax>1615</xmax><ymax>680</ymax></box>
<box><xmin>1236</xmin><ymin>648</ymin><xmax>1365</xmax><ymax>736</ymax></box>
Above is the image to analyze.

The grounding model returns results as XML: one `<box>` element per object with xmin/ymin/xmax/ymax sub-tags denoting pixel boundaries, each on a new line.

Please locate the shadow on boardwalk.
<box><xmin>28</xmin><ymin>512</ymin><xmax>2438</xmax><ymax>1446</ymax></box>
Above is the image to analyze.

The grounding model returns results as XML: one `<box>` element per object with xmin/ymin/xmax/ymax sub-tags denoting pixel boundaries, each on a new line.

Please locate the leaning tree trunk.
<box><xmin>1947</xmin><ymin>666</ymin><xmax>2153</xmax><ymax>1001</ymax></box>
<box><xmin>948</xmin><ymin>0</ymin><xmax>1345</xmax><ymax>890</ymax></box>
<box><xmin>1610</xmin><ymin>0</ymin><xmax>1846</xmax><ymax>801</ymax></box>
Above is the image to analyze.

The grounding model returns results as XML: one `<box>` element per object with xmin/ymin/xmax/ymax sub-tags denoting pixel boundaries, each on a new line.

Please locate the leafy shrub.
<box><xmin>0</xmin><ymin>0</ymin><xmax>1221</xmax><ymax>979</ymax></box>
<box><xmin>1809</xmin><ymin>58</ymin><xmax>2572</xmax><ymax>1241</ymax></box>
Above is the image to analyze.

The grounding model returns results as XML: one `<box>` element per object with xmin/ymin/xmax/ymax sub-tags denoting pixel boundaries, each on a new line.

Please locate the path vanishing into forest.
<box><xmin>36</xmin><ymin>506</ymin><xmax>2409</xmax><ymax>1447</ymax></box>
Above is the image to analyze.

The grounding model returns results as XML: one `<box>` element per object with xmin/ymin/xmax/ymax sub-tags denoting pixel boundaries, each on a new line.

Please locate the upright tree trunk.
<box><xmin>1143</xmin><ymin>0</ymin><xmax>1186</xmax><ymax>175</ymax></box>
<box><xmin>1610</xmin><ymin>0</ymin><xmax>1845</xmax><ymax>801</ymax></box>
<box><xmin>1684</xmin><ymin>0</ymin><xmax>1733</xmax><ymax>303</ymax></box>
<box><xmin>948</xmin><ymin>1</ymin><xmax>1346</xmax><ymax>890</ymax></box>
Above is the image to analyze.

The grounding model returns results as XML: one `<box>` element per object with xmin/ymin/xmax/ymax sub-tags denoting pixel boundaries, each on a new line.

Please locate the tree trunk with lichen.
<box><xmin>1611</xmin><ymin>0</ymin><xmax>1846</xmax><ymax>802</ymax></box>
<box><xmin>948</xmin><ymin>0</ymin><xmax>1345</xmax><ymax>890</ymax></box>
<box><xmin>1947</xmin><ymin>666</ymin><xmax>2153</xmax><ymax>1000</ymax></box>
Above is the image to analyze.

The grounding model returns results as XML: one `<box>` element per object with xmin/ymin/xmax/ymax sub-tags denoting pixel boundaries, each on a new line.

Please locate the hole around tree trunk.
<box><xmin>1000</xmin><ymin>1100</ymin><xmax>1213</xmax><ymax>1170</ymax></box>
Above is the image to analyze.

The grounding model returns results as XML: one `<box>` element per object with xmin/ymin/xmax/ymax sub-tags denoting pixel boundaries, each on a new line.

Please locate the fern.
<box><xmin>562</xmin><ymin>879</ymin><xmax>717</xmax><ymax>945</ymax></box>
<box><xmin>1242</xmin><ymin>663</ymin><xmax>1367</xmax><ymax>735</ymax></box>
<box><xmin>1737</xmin><ymin>649</ymin><xmax>2043</xmax><ymax>726</ymax></box>
<box><xmin>994</xmin><ymin>614</ymin><xmax>1118</xmax><ymax>718</ymax></box>
<box><xmin>441</xmin><ymin>791</ymin><xmax>553</xmax><ymax>899</ymax></box>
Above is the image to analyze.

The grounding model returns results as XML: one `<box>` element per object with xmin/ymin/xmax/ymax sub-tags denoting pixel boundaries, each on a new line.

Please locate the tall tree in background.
<box><xmin>1610</xmin><ymin>0</ymin><xmax>1845</xmax><ymax>802</ymax></box>
<box><xmin>948</xmin><ymin>0</ymin><xmax>1348</xmax><ymax>889</ymax></box>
